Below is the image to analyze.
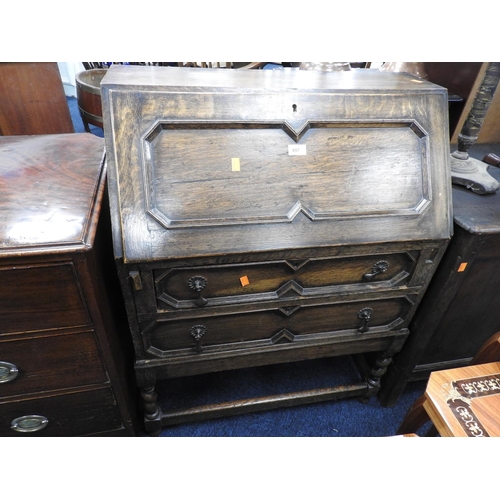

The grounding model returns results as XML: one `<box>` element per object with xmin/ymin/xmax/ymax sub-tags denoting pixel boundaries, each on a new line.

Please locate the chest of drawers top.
<box><xmin>0</xmin><ymin>133</ymin><xmax>105</xmax><ymax>257</ymax></box>
<box><xmin>101</xmin><ymin>66</ymin><xmax>452</xmax><ymax>264</ymax></box>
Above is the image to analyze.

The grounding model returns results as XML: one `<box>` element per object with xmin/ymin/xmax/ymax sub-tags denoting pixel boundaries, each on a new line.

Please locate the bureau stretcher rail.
<box><xmin>159</xmin><ymin>382</ymin><xmax>371</xmax><ymax>426</ymax></box>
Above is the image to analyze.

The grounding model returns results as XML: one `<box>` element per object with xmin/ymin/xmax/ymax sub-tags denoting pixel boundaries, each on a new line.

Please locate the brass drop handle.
<box><xmin>11</xmin><ymin>415</ymin><xmax>49</xmax><ymax>433</ymax></box>
<box><xmin>188</xmin><ymin>276</ymin><xmax>208</xmax><ymax>307</ymax></box>
<box><xmin>363</xmin><ymin>260</ymin><xmax>389</xmax><ymax>282</ymax></box>
<box><xmin>190</xmin><ymin>325</ymin><xmax>207</xmax><ymax>353</ymax></box>
<box><xmin>0</xmin><ymin>361</ymin><xmax>19</xmax><ymax>384</ymax></box>
<box><xmin>358</xmin><ymin>307</ymin><xmax>373</xmax><ymax>333</ymax></box>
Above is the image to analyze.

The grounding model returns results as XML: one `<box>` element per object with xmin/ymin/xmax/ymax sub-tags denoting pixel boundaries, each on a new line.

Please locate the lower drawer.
<box><xmin>140</xmin><ymin>296</ymin><xmax>413</xmax><ymax>357</ymax></box>
<box><xmin>0</xmin><ymin>388</ymin><xmax>123</xmax><ymax>436</ymax></box>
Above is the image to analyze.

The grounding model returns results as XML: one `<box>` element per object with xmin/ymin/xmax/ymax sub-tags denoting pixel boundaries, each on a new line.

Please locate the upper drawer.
<box><xmin>101</xmin><ymin>66</ymin><xmax>452</xmax><ymax>263</ymax></box>
<box><xmin>0</xmin><ymin>263</ymin><xmax>91</xmax><ymax>335</ymax></box>
<box><xmin>153</xmin><ymin>252</ymin><xmax>417</xmax><ymax>311</ymax></box>
<box><xmin>0</xmin><ymin>330</ymin><xmax>107</xmax><ymax>399</ymax></box>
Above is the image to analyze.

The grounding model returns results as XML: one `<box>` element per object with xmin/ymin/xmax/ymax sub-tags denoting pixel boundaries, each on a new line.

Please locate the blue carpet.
<box><xmin>65</xmin><ymin>95</ymin><xmax>430</xmax><ymax>438</ymax></box>
<box><xmin>154</xmin><ymin>357</ymin><xmax>429</xmax><ymax>437</ymax></box>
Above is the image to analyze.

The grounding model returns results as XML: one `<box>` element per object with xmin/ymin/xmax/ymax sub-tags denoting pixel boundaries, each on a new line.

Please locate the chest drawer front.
<box><xmin>0</xmin><ymin>263</ymin><xmax>90</xmax><ymax>335</ymax></box>
<box><xmin>0</xmin><ymin>330</ymin><xmax>108</xmax><ymax>399</ymax></box>
<box><xmin>0</xmin><ymin>388</ymin><xmax>122</xmax><ymax>436</ymax></box>
<box><xmin>141</xmin><ymin>296</ymin><xmax>414</xmax><ymax>356</ymax></box>
<box><xmin>153</xmin><ymin>252</ymin><xmax>417</xmax><ymax>311</ymax></box>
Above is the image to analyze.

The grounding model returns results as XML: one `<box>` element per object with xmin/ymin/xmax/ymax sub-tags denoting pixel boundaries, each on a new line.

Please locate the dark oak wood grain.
<box><xmin>142</xmin><ymin>296</ymin><xmax>412</xmax><ymax>352</ymax></box>
<box><xmin>154</xmin><ymin>252</ymin><xmax>415</xmax><ymax>307</ymax></box>
<box><xmin>101</xmin><ymin>66</ymin><xmax>453</xmax><ymax>434</ymax></box>
<box><xmin>102</xmin><ymin>66</ymin><xmax>452</xmax><ymax>263</ymax></box>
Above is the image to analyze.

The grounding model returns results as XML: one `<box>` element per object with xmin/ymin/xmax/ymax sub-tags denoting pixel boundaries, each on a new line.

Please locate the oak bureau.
<box><xmin>0</xmin><ymin>133</ymin><xmax>136</xmax><ymax>436</ymax></box>
<box><xmin>101</xmin><ymin>65</ymin><xmax>453</xmax><ymax>435</ymax></box>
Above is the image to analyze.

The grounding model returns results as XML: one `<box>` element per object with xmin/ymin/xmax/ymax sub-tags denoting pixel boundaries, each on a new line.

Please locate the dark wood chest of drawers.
<box><xmin>0</xmin><ymin>134</ymin><xmax>136</xmax><ymax>436</ymax></box>
<box><xmin>101</xmin><ymin>66</ymin><xmax>453</xmax><ymax>435</ymax></box>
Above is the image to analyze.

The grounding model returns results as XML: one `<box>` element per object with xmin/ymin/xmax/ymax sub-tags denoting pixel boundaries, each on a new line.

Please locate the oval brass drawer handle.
<box><xmin>11</xmin><ymin>415</ymin><xmax>49</xmax><ymax>433</ymax></box>
<box><xmin>0</xmin><ymin>361</ymin><xmax>19</xmax><ymax>384</ymax></box>
<box><xmin>363</xmin><ymin>260</ymin><xmax>389</xmax><ymax>282</ymax></box>
<box><xmin>188</xmin><ymin>276</ymin><xmax>208</xmax><ymax>307</ymax></box>
<box><xmin>358</xmin><ymin>307</ymin><xmax>373</xmax><ymax>333</ymax></box>
<box><xmin>190</xmin><ymin>324</ymin><xmax>207</xmax><ymax>353</ymax></box>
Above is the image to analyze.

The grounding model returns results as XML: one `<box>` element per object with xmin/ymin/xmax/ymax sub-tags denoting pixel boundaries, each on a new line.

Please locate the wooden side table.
<box><xmin>0</xmin><ymin>133</ymin><xmax>137</xmax><ymax>436</ymax></box>
<box><xmin>398</xmin><ymin>361</ymin><xmax>500</xmax><ymax>437</ymax></box>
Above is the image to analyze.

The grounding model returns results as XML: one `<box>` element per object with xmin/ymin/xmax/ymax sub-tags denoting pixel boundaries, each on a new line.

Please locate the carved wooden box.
<box><xmin>101</xmin><ymin>66</ymin><xmax>453</xmax><ymax>434</ymax></box>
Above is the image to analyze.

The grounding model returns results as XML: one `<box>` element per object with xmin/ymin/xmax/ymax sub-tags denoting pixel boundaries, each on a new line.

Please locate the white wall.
<box><xmin>57</xmin><ymin>62</ymin><xmax>85</xmax><ymax>97</ymax></box>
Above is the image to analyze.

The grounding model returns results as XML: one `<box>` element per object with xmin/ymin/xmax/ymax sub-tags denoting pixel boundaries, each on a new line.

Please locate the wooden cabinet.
<box><xmin>0</xmin><ymin>134</ymin><xmax>137</xmax><ymax>436</ymax></box>
<box><xmin>101</xmin><ymin>66</ymin><xmax>453</xmax><ymax>435</ymax></box>
<box><xmin>379</xmin><ymin>144</ymin><xmax>500</xmax><ymax>406</ymax></box>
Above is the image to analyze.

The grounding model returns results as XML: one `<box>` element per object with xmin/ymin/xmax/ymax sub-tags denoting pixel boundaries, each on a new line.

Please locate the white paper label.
<box><xmin>288</xmin><ymin>144</ymin><xmax>307</xmax><ymax>156</ymax></box>
<box><xmin>231</xmin><ymin>158</ymin><xmax>240</xmax><ymax>171</ymax></box>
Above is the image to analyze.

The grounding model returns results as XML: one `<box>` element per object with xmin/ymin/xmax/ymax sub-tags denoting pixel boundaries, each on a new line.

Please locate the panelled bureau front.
<box><xmin>101</xmin><ymin>66</ymin><xmax>452</xmax><ymax>435</ymax></box>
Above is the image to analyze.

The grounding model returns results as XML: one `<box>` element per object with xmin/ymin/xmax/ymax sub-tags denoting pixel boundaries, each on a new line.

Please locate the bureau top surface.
<box><xmin>101</xmin><ymin>65</ymin><xmax>445</xmax><ymax>93</ymax></box>
<box><xmin>101</xmin><ymin>66</ymin><xmax>452</xmax><ymax>263</ymax></box>
<box><xmin>0</xmin><ymin>133</ymin><xmax>105</xmax><ymax>256</ymax></box>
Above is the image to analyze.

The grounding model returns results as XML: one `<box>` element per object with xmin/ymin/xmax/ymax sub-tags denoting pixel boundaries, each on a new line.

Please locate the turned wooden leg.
<box><xmin>366</xmin><ymin>351</ymin><xmax>393</xmax><ymax>392</ymax></box>
<box><xmin>396</xmin><ymin>394</ymin><xmax>430</xmax><ymax>434</ymax></box>
<box><xmin>141</xmin><ymin>385</ymin><xmax>162</xmax><ymax>436</ymax></box>
<box><xmin>357</xmin><ymin>350</ymin><xmax>395</xmax><ymax>403</ymax></box>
